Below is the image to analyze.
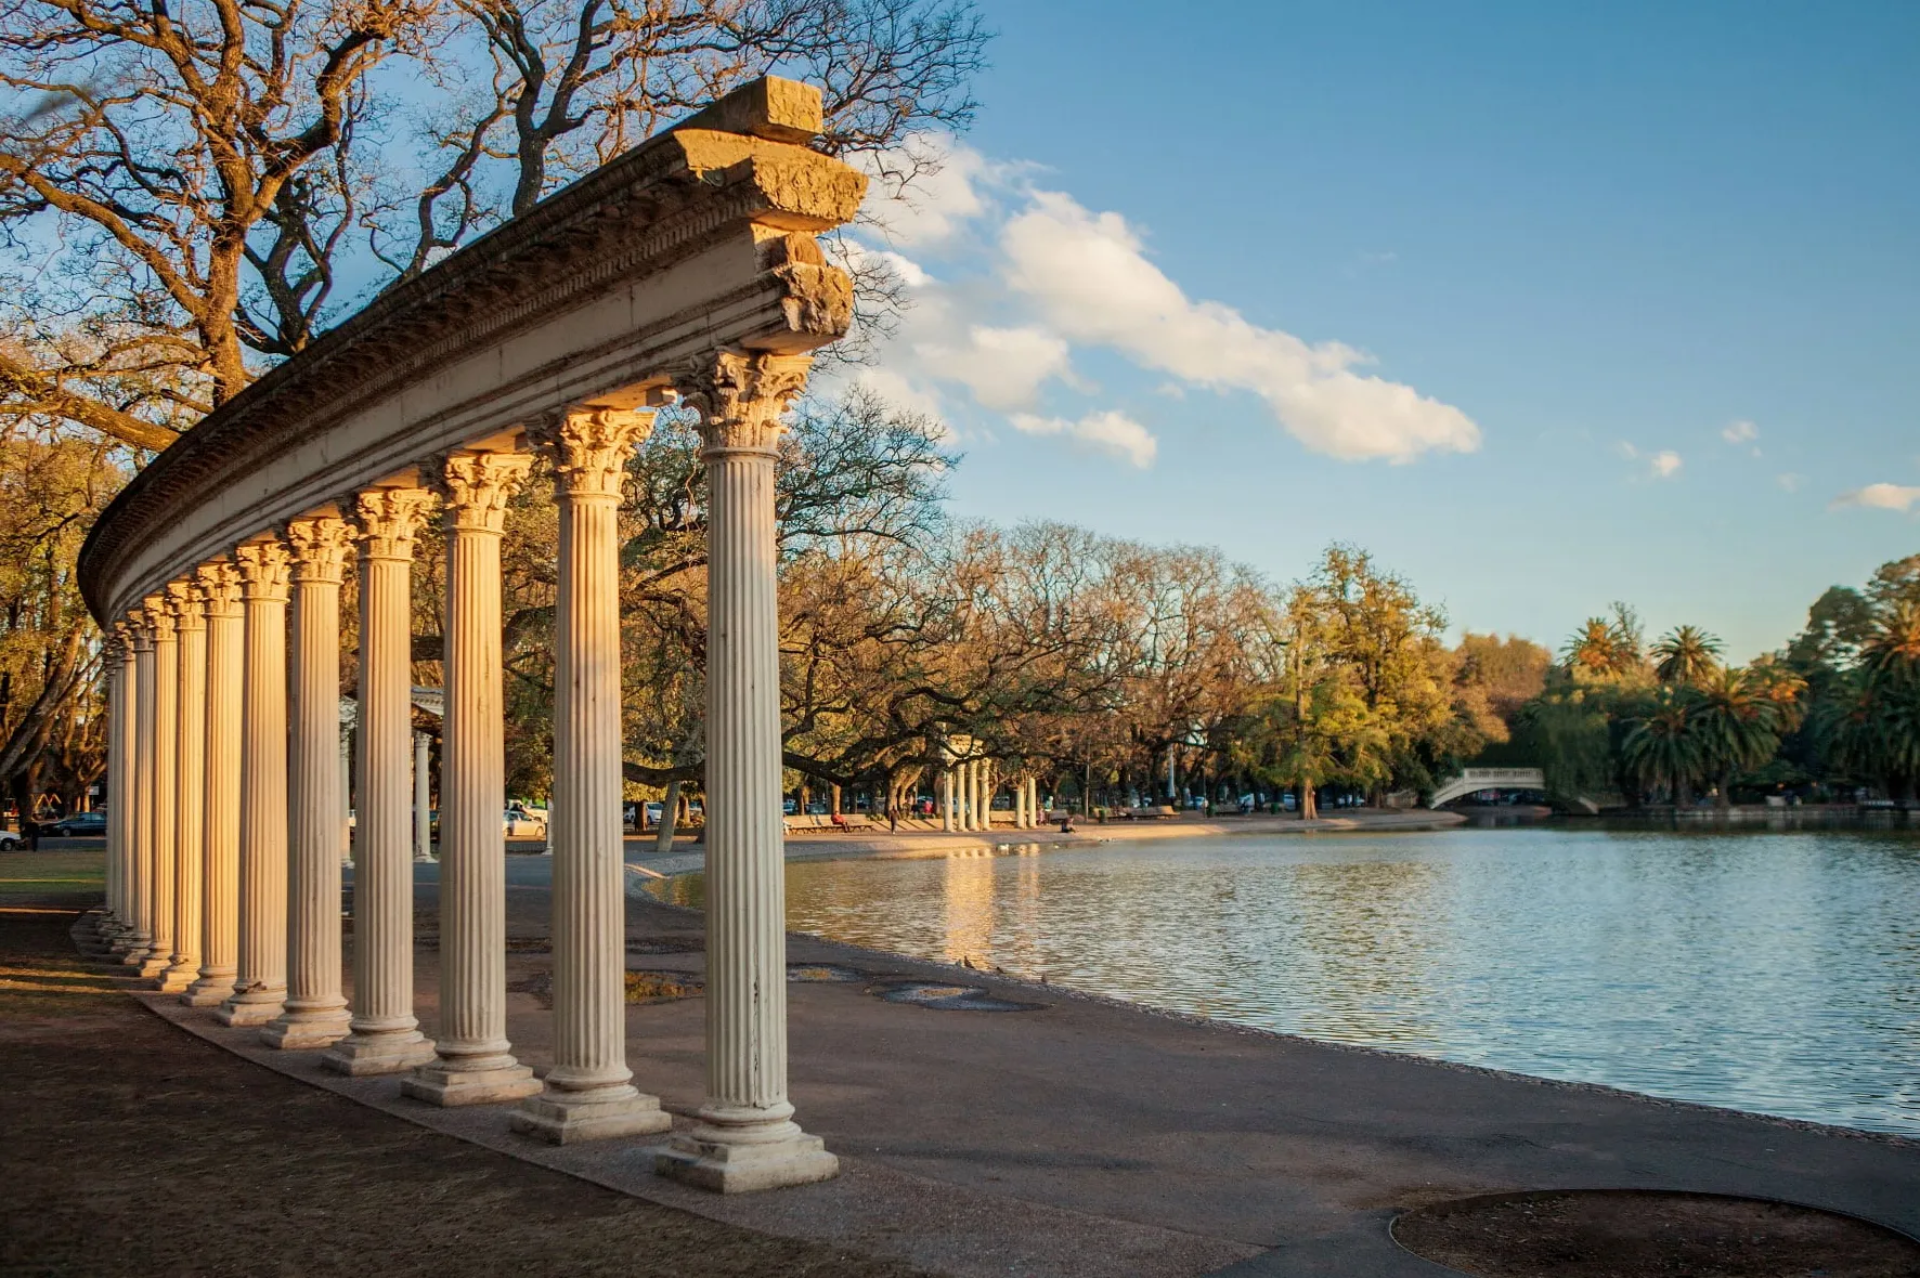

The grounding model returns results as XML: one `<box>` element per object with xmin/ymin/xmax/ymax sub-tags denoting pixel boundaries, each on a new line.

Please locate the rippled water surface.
<box><xmin>648</xmin><ymin>825</ymin><xmax>1920</xmax><ymax>1134</ymax></box>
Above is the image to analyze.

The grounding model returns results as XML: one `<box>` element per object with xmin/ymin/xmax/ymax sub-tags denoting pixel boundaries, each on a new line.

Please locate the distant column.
<box><xmin>262</xmin><ymin>514</ymin><xmax>355</xmax><ymax>1051</ymax></box>
<box><xmin>221</xmin><ymin>538</ymin><xmax>292</xmax><ymax>1027</ymax></box>
<box><xmin>406</xmin><ymin>450</ymin><xmax>541</xmax><ymax>1107</ymax></box>
<box><xmin>103</xmin><ymin>630</ymin><xmax>136</xmax><ymax>946</ymax></box>
<box><xmin>413</xmin><ymin>731</ymin><xmax>433</xmax><ymax>864</ymax></box>
<box><xmin>512</xmin><ymin>408</ymin><xmax>669</xmax><ymax>1144</ymax></box>
<box><xmin>138</xmin><ymin>593</ymin><xmax>179</xmax><ymax>981</ymax></box>
<box><xmin>1029</xmin><ymin>778</ymin><xmax>1041</xmax><ymax>826</ymax></box>
<box><xmin>1014</xmin><ymin>778</ymin><xmax>1026</xmax><ymax>830</ymax></box>
<box><xmin>185</xmin><ymin>560</ymin><xmax>243</xmax><ymax>1006</ymax></box>
<box><xmin>656</xmin><ymin>351</ymin><xmax>836</xmax><ymax>1192</ymax></box>
<box><xmin>941</xmin><ymin>769</ymin><xmax>954</xmax><ymax>833</ymax></box>
<box><xmin>120</xmin><ymin>613</ymin><xmax>156</xmax><ymax>966</ymax></box>
<box><xmin>324</xmin><ymin>487</ymin><xmax>437</xmax><ymax>1076</ymax></box>
<box><xmin>341</xmin><ymin>720</ymin><xmax>353</xmax><ymax>867</ymax></box>
<box><xmin>158</xmin><ymin>579</ymin><xmax>208</xmax><ymax>993</ymax></box>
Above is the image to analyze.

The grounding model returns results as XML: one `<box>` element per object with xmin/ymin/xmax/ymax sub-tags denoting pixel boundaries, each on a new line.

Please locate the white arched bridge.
<box><xmin>1428</xmin><ymin>767</ymin><xmax>1549</xmax><ymax>809</ymax></box>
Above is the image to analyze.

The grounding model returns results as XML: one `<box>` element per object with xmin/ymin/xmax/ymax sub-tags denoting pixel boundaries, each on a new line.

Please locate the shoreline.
<box><xmin>621</xmin><ymin>806</ymin><xmax>1470</xmax><ymax>878</ymax></box>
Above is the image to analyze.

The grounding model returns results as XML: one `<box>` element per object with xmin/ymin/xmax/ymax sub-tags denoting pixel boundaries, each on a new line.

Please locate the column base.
<box><xmin>654</xmin><ymin>1121</ymin><xmax>839</xmax><ymax>1194</ymax></box>
<box><xmin>135</xmin><ymin>953</ymin><xmax>172</xmax><ymax>979</ymax></box>
<box><xmin>259</xmin><ymin>1007</ymin><xmax>352</xmax><ymax>1051</ymax></box>
<box><xmin>320</xmin><ymin>1029</ymin><xmax>437</xmax><ymax>1076</ymax></box>
<box><xmin>181</xmin><ymin>976</ymin><xmax>237</xmax><ymax>1007</ymax></box>
<box><xmin>510</xmin><ymin>1085</ymin><xmax>670</xmax><ymax>1145</ymax></box>
<box><xmin>402</xmin><ymin>1060</ymin><xmax>542</xmax><ymax>1107</ymax></box>
<box><xmin>216</xmin><ymin>994</ymin><xmax>285</xmax><ymax>1027</ymax></box>
<box><xmin>152</xmin><ymin>961</ymin><xmax>198</xmax><ymax>993</ymax></box>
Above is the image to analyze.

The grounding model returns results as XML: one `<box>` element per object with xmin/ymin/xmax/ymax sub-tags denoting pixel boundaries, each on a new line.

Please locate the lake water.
<box><xmin>645</xmin><ymin>824</ymin><xmax>1920</xmax><ymax>1136</ymax></box>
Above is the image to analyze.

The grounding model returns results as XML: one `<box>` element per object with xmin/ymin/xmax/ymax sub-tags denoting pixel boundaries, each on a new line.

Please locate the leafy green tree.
<box><xmin>1692</xmin><ymin>667</ymin><xmax>1789</xmax><ymax>808</ymax></box>
<box><xmin>1623</xmin><ymin>690</ymin><xmax>1707</xmax><ymax>806</ymax></box>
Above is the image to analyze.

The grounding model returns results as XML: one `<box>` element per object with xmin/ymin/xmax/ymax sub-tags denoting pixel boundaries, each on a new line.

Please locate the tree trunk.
<box><xmin>1715</xmin><ymin>769</ymin><xmax>1733</xmax><ymax>810</ymax></box>
<box><xmin>655</xmin><ymin>778</ymin><xmax>681</xmax><ymax>855</ymax></box>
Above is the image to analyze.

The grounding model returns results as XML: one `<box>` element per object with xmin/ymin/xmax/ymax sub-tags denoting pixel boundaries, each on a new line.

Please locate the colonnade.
<box><xmin>939</xmin><ymin>760</ymin><xmax>1044</xmax><ymax>832</ymax></box>
<box><xmin>87</xmin><ymin>352</ymin><xmax>837</xmax><ymax>1191</ymax></box>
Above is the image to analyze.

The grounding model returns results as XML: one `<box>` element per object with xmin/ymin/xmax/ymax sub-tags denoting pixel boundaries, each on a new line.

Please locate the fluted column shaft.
<box><xmin>187</xmin><ymin>562</ymin><xmax>243</xmax><ymax>1005</ymax></box>
<box><xmin>513</xmin><ymin>411</ymin><xmax>667</xmax><ymax>1143</ymax></box>
<box><xmin>656</xmin><ymin>352</ymin><xmax>835</xmax><ymax>1192</ymax></box>
<box><xmin>941</xmin><ymin>769</ymin><xmax>954</xmax><ymax>832</ymax></box>
<box><xmin>407</xmin><ymin>452</ymin><xmax>541</xmax><ymax>1106</ymax></box>
<box><xmin>122</xmin><ymin>621</ymin><xmax>157</xmax><ymax>962</ymax></box>
<box><xmin>325</xmin><ymin>489</ymin><xmax>436</xmax><ymax>1075</ymax></box>
<box><xmin>158</xmin><ymin>582</ymin><xmax>209</xmax><ymax>993</ymax></box>
<box><xmin>104</xmin><ymin>637</ymin><xmax>133</xmax><ymax>937</ymax></box>
<box><xmin>222</xmin><ymin>541</ymin><xmax>291</xmax><ymax>1026</ymax></box>
<box><xmin>263</xmin><ymin>516</ymin><xmax>354</xmax><ymax>1050</ymax></box>
<box><xmin>413</xmin><ymin>732</ymin><xmax>433</xmax><ymax>863</ymax></box>
<box><xmin>139</xmin><ymin>599</ymin><xmax>179</xmax><ymax>979</ymax></box>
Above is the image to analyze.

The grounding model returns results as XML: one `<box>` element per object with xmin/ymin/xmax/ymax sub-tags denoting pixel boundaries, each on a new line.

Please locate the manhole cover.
<box><xmin>788</xmin><ymin>964</ymin><xmax>863</xmax><ymax>982</ymax></box>
<box><xmin>1392</xmin><ymin>1189</ymin><xmax>1920</xmax><ymax>1278</ymax></box>
<box><xmin>873</xmin><ymin>981</ymin><xmax>1039</xmax><ymax>1012</ymax></box>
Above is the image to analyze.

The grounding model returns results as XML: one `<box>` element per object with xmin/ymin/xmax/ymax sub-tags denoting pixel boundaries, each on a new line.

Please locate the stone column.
<box><xmin>513</xmin><ymin>409</ymin><xmax>668</xmax><ymax>1144</ymax></box>
<box><xmin>186</xmin><ymin>561</ymin><xmax>243</xmax><ymax>1006</ymax></box>
<box><xmin>1014</xmin><ymin>777</ymin><xmax>1026</xmax><ymax>830</ymax></box>
<box><xmin>263</xmin><ymin>514</ymin><xmax>355</xmax><ymax>1050</ymax></box>
<box><xmin>158</xmin><ymin>580</ymin><xmax>208</xmax><ymax>992</ymax></box>
<box><xmin>340</xmin><ymin>721</ymin><xmax>353</xmax><ymax>866</ymax></box>
<box><xmin>324</xmin><ymin>488</ymin><xmax>437</xmax><ymax>1076</ymax></box>
<box><xmin>413</xmin><ymin>731</ymin><xmax>433</xmax><ymax>863</ymax></box>
<box><xmin>138</xmin><ymin>594</ymin><xmax>179</xmax><ymax>980</ymax></box>
<box><xmin>1029</xmin><ymin>778</ymin><xmax>1041</xmax><ymax>826</ymax></box>
<box><xmin>966</xmin><ymin>761</ymin><xmax>980</xmax><ymax>832</ymax></box>
<box><xmin>941</xmin><ymin>769</ymin><xmax>954</xmax><ymax>832</ymax></box>
<box><xmin>119</xmin><ymin>614</ymin><xmax>156</xmax><ymax>965</ymax></box>
<box><xmin>657</xmin><ymin>351</ymin><xmax>836</xmax><ymax>1192</ymax></box>
<box><xmin>406</xmin><ymin>451</ymin><xmax>541</xmax><ymax>1107</ymax></box>
<box><xmin>221</xmin><ymin>539</ymin><xmax>292</xmax><ymax>1026</ymax></box>
<box><xmin>103</xmin><ymin>631</ymin><xmax>135</xmax><ymax>945</ymax></box>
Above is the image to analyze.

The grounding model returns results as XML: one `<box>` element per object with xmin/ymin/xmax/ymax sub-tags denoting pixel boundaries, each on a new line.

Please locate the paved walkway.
<box><xmin>115</xmin><ymin>834</ymin><xmax>1920</xmax><ymax>1278</ymax></box>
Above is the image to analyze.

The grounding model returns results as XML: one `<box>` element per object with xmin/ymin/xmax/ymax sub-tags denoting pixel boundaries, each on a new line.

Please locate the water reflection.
<box><xmin>644</xmin><ymin>825</ymin><xmax>1920</xmax><ymax>1135</ymax></box>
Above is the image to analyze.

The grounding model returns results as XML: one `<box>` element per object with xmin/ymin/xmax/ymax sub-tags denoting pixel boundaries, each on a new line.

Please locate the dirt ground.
<box><xmin>0</xmin><ymin>852</ymin><xmax>929</xmax><ymax>1278</ymax></box>
<box><xmin>1392</xmin><ymin>1189</ymin><xmax>1920</xmax><ymax>1278</ymax></box>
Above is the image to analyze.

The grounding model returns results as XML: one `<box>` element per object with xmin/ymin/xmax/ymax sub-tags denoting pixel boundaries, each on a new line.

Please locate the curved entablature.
<box><xmin>79</xmin><ymin>75</ymin><xmax>865</xmax><ymax>627</ymax></box>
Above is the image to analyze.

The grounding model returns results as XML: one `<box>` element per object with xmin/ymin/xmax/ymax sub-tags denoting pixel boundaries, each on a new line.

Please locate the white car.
<box><xmin>503</xmin><ymin>809</ymin><xmax>547</xmax><ymax>839</ymax></box>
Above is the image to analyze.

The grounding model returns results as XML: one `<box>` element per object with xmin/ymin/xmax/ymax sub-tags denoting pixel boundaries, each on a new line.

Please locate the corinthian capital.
<box><xmin>163</xmin><ymin>578</ymin><xmax>205</xmax><ymax>632</ymax></box>
<box><xmin>528</xmin><ymin>408</ymin><xmax>653</xmax><ymax>500</ymax></box>
<box><xmin>676</xmin><ymin>350</ymin><xmax>812</xmax><ymax>457</ymax></box>
<box><xmin>234</xmin><ymin>538</ymin><xmax>293</xmax><ymax>602</ymax></box>
<box><xmin>283</xmin><ymin>514</ymin><xmax>354</xmax><ymax>585</ymax></box>
<box><xmin>124</xmin><ymin>607</ymin><xmax>154</xmax><ymax>651</ymax></box>
<box><xmin>144</xmin><ymin>592</ymin><xmax>177</xmax><ymax>641</ymax></box>
<box><xmin>352</xmin><ymin>487</ymin><xmax>435</xmax><ymax>562</ymax></box>
<box><xmin>436</xmin><ymin>451</ymin><xmax>534</xmax><ymax>532</ymax></box>
<box><xmin>195</xmin><ymin>559</ymin><xmax>244</xmax><ymax>619</ymax></box>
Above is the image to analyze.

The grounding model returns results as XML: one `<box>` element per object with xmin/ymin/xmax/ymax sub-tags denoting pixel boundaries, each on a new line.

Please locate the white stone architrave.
<box><xmin>512</xmin><ymin>409</ymin><xmax>670</xmax><ymax>1144</ymax></box>
<box><xmin>324</xmin><ymin>487</ymin><xmax>438</xmax><ymax>1077</ymax></box>
<box><xmin>220</xmin><ymin>539</ymin><xmax>292</xmax><ymax>1026</ymax></box>
<box><xmin>405</xmin><ymin>449</ymin><xmax>542</xmax><ymax>1108</ymax></box>
<box><xmin>654</xmin><ymin>350</ymin><xmax>837</xmax><ymax>1193</ymax></box>
<box><xmin>185</xmin><ymin>559</ymin><xmax>244</xmax><ymax>1006</ymax></box>
<box><xmin>262</xmin><ymin>515</ymin><xmax>355</xmax><ymax>1051</ymax></box>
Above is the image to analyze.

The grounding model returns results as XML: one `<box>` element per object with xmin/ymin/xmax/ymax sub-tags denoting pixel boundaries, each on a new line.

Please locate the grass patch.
<box><xmin>0</xmin><ymin>850</ymin><xmax>104</xmax><ymax>897</ymax></box>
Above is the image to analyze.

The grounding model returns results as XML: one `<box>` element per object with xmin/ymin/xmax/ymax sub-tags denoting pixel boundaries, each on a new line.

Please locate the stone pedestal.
<box><xmin>324</xmin><ymin>489</ymin><xmax>437</xmax><ymax>1077</ymax></box>
<box><xmin>513</xmin><ymin>410</ymin><xmax>668</xmax><ymax>1143</ymax></box>
<box><xmin>263</xmin><ymin>516</ymin><xmax>354</xmax><ymax>1051</ymax></box>
<box><xmin>137</xmin><ymin>597</ymin><xmax>179</xmax><ymax>981</ymax></box>
<box><xmin>186</xmin><ymin>562</ymin><xmax>243</xmax><ymax>1007</ymax></box>
<box><xmin>405</xmin><ymin>453</ymin><xmax>541</xmax><ymax>1108</ymax></box>
<box><xmin>655</xmin><ymin>352</ymin><xmax>836</xmax><ymax>1192</ymax></box>
<box><xmin>221</xmin><ymin>540</ymin><xmax>293</xmax><ymax>1027</ymax></box>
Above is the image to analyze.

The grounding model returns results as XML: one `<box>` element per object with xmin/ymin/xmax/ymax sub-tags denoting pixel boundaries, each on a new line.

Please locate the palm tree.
<box><xmin>1652</xmin><ymin>625</ymin><xmax>1723</xmax><ymax>687</ymax></box>
<box><xmin>1623</xmin><ymin>690</ymin><xmax>1706</xmax><ymax>806</ymax></box>
<box><xmin>1692</xmin><ymin>668</ymin><xmax>1782</xmax><ymax>808</ymax></box>
<box><xmin>1861</xmin><ymin>600</ymin><xmax>1920</xmax><ymax>690</ymax></box>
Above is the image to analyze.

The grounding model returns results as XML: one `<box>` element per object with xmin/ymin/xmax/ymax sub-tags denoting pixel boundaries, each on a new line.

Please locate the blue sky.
<box><xmin>833</xmin><ymin>0</ymin><xmax>1920</xmax><ymax>660</ymax></box>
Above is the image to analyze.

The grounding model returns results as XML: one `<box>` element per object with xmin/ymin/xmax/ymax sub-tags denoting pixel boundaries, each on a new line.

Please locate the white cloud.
<box><xmin>1776</xmin><ymin>472</ymin><xmax>1803</xmax><ymax>492</ymax></box>
<box><xmin>914</xmin><ymin>323</ymin><xmax>1073</xmax><ymax>410</ymax></box>
<box><xmin>1648</xmin><ymin>450</ymin><xmax>1683</xmax><ymax>479</ymax></box>
<box><xmin>1010</xmin><ymin>410</ymin><xmax>1158</xmax><ymax>469</ymax></box>
<box><xmin>1721</xmin><ymin>420</ymin><xmax>1758</xmax><ymax>445</ymax></box>
<box><xmin>999</xmin><ymin>192</ymin><xmax>1480</xmax><ymax>463</ymax></box>
<box><xmin>855</xmin><ymin>137</ymin><xmax>992</xmax><ymax>248</ymax></box>
<box><xmin>1833</xmin><ymin>483</ymin><xmax>1920</xmax><ymax>512</ymax></box>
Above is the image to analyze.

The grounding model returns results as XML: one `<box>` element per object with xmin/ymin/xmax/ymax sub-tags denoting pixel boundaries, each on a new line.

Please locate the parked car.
<box><xmin>503</xmin><ymin>809</ymin><xmax>547</xmax><ymax>839</ymax></box>
<box><xmin>0</xmin><ymin>828</ymin><xmax>21</xmax><ymax>850</ymax></box>
<box><xmin>44</xmin><ymin>811</ymin><xmax>107</xmax><ymax>837</ymax></box>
